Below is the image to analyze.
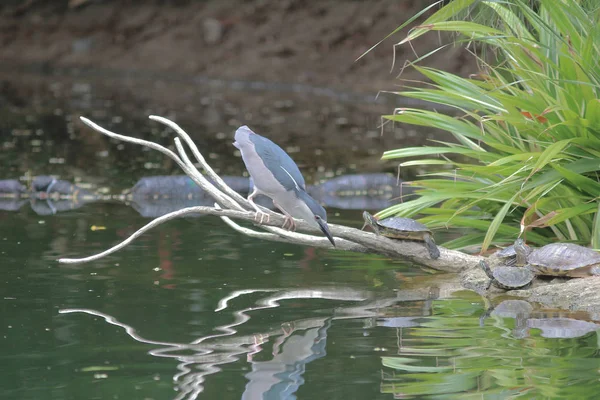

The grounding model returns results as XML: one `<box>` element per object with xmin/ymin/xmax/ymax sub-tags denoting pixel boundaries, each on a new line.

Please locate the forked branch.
<box><xmin>58</xmin><ymin>116</ymin><xmax>480</xmax><ymax>273</ymax></box>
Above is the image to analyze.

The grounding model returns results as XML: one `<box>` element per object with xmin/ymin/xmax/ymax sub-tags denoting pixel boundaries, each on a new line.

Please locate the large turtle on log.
<box><xmin>515</xmin><ymin>242</ymin><xmax>600</xmax><ymax>277</ymax></box>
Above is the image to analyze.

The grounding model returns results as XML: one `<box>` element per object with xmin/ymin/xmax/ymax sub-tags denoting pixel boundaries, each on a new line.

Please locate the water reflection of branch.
<box><xmin>59</xmin><ymin>287</ymin><xmax>425</xmax><ymax>399</ymax></box>
<box><xmin>58</xmin><ymin>308</ymin><xmax>182</xmax><ymax>347</ymax></box>
<box><xmin>215</xmin><ymin>288</ymin><xmax>280</xmax><ymax>312</ymax></box>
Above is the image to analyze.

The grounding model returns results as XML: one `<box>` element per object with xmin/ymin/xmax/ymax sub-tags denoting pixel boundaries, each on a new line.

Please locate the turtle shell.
<box><xmin>492</xmin><ymin>266</ymin><xmax>535</xmax><ymax>290</ymax></box>
<box><xmin>527</xmin><ymin>243</ymin><xmax>600</xmax><ymax>277</ymax></box>
<box><xmin>497</xmin><ymin>243</ymin><xmax>533</xmax><ymax>258</ymax></box>
<box><xmin>496</xmin><ymin>245</ymin><xmax>517</xmax><ymax>258</ymax></box>
<box><xmin>495</xmin><ymin>245</ymin><xmax>518</xmax><ymax>266</ymax></box>
<box><xmin>376</xmin><ymin>217</ymin><xmax>431</xmax><ymax>239</ymax></box>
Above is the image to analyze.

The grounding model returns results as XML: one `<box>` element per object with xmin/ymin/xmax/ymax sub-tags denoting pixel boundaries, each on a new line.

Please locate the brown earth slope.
<box><xmin>0</xmin><ymin>0</ymin><xmax>476</xmax><ymax>93</ymax></box>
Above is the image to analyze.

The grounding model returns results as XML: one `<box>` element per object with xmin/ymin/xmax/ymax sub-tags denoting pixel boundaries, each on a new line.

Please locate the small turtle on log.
<box><xmin>493</xmin><ymin>238</ymin><xmax>532</xmax><ymax>266</ymax></box>
<box><xmin>479</xmin><ymin>260</ymin><xmax>534</xmax><ymax>290</ymax></box>
<box><xmin>362</xmin><ymin>211</ymin><xmax>440</xmax><ymax>259</ymax></box>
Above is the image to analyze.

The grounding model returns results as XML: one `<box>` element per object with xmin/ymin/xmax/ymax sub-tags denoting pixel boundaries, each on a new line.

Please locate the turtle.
<box><xmin>494</xmin><ymin>238</ymin><xmax>532</xmax><ymax>267</ymax></box>
<box><xmin>479</xmin><ymin>260</ymin><xmax>534</xmax><ymax>290</ymax></box>
<box><xmin>514</xmin><ymin>242</ymin><xmax>600</xmax><ymax>277</ymax></box>
<box><xmin>362</xmin><ymin>211</ymin><xmax>440</xmax><ymax>259</ymax></box>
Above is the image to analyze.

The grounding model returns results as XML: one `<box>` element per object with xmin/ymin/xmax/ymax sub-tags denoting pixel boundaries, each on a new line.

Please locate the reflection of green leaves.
<box><xmin>382</xmin><ymin>357</ymin><xmax>453</xmax><ymax>372</ymax></box>
<box><xmin>380</xmin><ymin>294</ymin><xmax>600</xmax><ymax>398</ymax></box>
<box><xmin>381</xmin><ymin>369</ymin><xmax>480</xmax><ymax>396</ymax></box>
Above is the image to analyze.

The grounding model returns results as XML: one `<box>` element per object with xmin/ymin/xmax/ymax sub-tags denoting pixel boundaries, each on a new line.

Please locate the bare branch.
<box><xmin>173</xmin><ymin>137</ymin><xmax>241</xmax><ymax>210</ymax></box>
<box><xmin>220</xmin><ymin>211</ymin><xmax>371</xmax><ymax>252</ymax></box>
<box><xmin>59</xmin><ymin>205</ymin><xmax>372</xmax><ymax>264</ymax></box>
<box><xmin>66</xmin><ymin>116</ymin><xmax>482</xmax><ymax>273</ymax></box>
<box><xmin>59</xmin><ymin>206</ymin><xmax>219</xmax><ymax>264</ymax></box>
<box><xmin>59</xmin><ymin>203</ymin><xmax>477</xmax><ymax>271</ymax></box>
<box><xmin>80</xmin><ymin>116</ymin><xmax>186</xmax><ymax>172</ymax></box>
<box><xmin>80</xmin><ymin>116</ymin><xmax>239</xmax><ymax>211</ymax></box>
<box><xmin>215</xmin><ymin>202</ymin><xmax>294</xmax><ymax>241</ymax></box>
<box><xmin>150</xmin><ymin>115</ymin><xmax>250</xmax><ymax>207</ymax></box>
<box><xmin>219</xmin><ymin>214</ymin><xmax>279</xmax><ymax>240</ymax></box>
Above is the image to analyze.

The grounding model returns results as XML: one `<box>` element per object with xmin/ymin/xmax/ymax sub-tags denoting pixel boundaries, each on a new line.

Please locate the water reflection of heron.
<box><xmin>242</xmin><ymin>319</ymin><xmax>332</xmax><ymax>399</ymax></box>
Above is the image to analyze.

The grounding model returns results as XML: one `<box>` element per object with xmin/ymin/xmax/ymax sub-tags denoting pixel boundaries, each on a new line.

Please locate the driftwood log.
<box><xmin>57</xmin><ymin>116</ymin><xmax>600</xmax><ymax>315</ymax></box>
<box><xmin>58</xmin><ymin>115</ymin><xmax>481</xmax><ymax>272</ymax></box>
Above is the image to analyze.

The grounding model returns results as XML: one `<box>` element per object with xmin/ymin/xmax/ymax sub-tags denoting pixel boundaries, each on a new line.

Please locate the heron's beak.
<box><xmin>317</xmin><ymin>218</ymin><xmax>336</xmax><ymax>247</ymax></box>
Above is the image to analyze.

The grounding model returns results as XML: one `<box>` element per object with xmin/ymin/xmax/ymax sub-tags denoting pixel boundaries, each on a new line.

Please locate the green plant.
<box><xmin>371</xmin><ymin>0</ymin><xmax>600</xmax><ymax>251</ymax></box>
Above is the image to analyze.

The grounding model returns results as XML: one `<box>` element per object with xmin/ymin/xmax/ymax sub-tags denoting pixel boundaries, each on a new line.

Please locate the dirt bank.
<box><xmin>0</xmin><ymin>0</ymin><xmax>475</xmax><ymax>94</ymax></box>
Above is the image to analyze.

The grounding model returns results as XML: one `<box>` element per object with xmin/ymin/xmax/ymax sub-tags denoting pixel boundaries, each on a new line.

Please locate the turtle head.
<box><xmin>479</xmin><ymin>260</ymin><xmax>494</xmax><ymax>279</ymax></box>
<box><xmin>362</xmin><ymin>211</ymin><xmax>380</xmax><ymax>234</ymax></box>
<box><xmin>513</xmin><ymin>238</ymin><xmax>529</xmax><ymax>267</ymax></box>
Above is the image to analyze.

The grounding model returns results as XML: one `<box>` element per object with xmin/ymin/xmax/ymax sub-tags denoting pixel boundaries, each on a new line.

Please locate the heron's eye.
<box><xmin>315</xmin><ymin>215</ymin><xmax>321</xmax><ymax>220</ymax></box>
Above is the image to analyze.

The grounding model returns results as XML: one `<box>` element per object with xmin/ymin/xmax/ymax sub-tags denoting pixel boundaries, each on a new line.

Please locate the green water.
<box><xmin>2</xmin><ymin>75</ymin><xmax>600</xmax><ymax>400</ymax></box>
<box><xmin>3</xmin><ymin>206</ymin><xmax>600</xmax><ymax>400</ymax></box>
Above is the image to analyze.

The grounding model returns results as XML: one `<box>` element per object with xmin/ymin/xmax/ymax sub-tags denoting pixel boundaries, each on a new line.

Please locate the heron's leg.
<box><xmin>281</xmin><ymin>321</ymin><xmax>295</xmax><ymax>337</ymax></box>
<box><xmin>247</xmin><ymin>333</ymin><xmax>267</xmax><ymax>362</ymax></box>
<box><xmin>273</xmin><ymin>200</ymin><xmax>296</xmax><ymax>231</ymax></box>
<box><xmin>272</xmin><ymin>322</ymin><xmax>295</xmax><ymax>356</ymax></box>
<box><xmin>248</xmin><ymin>189</ymin><xmax>269</xmax><ymax>224</ymax></box>
<box><xmin>45</xmin><ymin>178</ymin><xmax>57</xmax><ymax>196</ymax></box>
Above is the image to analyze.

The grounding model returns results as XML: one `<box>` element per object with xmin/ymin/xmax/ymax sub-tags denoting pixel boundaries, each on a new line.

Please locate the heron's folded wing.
<box><xmin>252</xmin><ymin>135</ymin><xmax>307</xmax><ymax>191</ymax></box>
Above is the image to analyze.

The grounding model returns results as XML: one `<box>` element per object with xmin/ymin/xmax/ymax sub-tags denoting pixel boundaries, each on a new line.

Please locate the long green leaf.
<box><xmin>382</xmin><ymin>147</ymin><xmax>479</xmax><ymax>159</ymax></box>
<box><xmin>593</xmin><ymin>202</ymin><xmax>600</xmax><ymax>249</ymax></box>
<box><xmin>401</xmin><ymin>22</ymin><xmax>503</xmax><ymax>45</ymax></box>
<box><xmin>551</xmin><ymin>163</ymin><xmax>600</xmax><ymax>197</ymax></box>
<box><xmin>530</xmin><ymin>139</ymin><xmax>573</xmax><ymax>174</ymax></box>
<box><xmin>481</xmin><ymin>193</ymin><xmax>518</xmax><ymax>253</ymax></box>
<box><xmin>355</xmin><ymin>0</ymin><xmax>446</xmax><ymax>61</ymax></box>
